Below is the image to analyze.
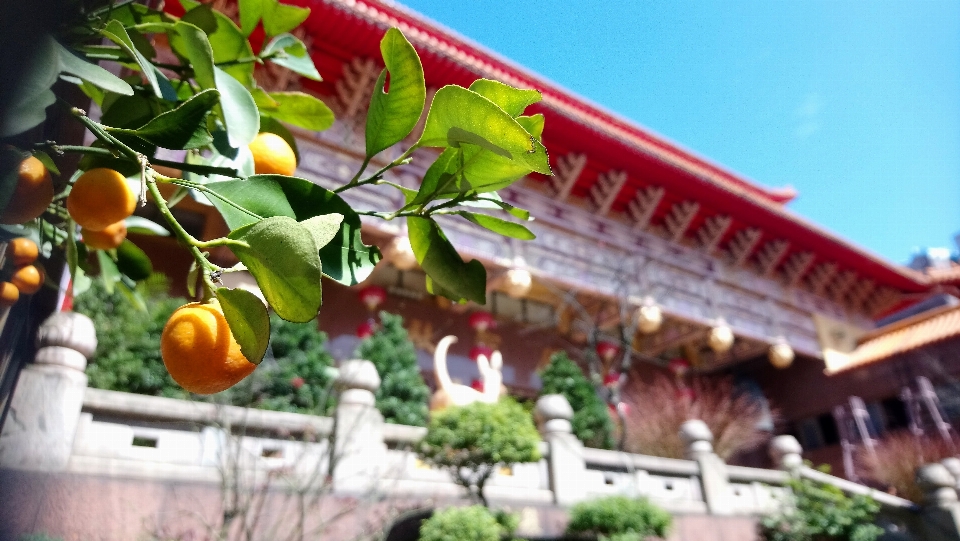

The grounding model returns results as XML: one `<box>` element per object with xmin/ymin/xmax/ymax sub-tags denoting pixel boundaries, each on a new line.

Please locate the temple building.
<box><xmin>116</xmin><ymin>0</ymin><xmax>959</xmax><ymax>476</ymax></box>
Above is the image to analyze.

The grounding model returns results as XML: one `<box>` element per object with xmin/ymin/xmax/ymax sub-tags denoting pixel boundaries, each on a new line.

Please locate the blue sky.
<box><xmin>400</xmin><ymin>0</ymin><xmax>960</xmax><ymax>264</ymax></box>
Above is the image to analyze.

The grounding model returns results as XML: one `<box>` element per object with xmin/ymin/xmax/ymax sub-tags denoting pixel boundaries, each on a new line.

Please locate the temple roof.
<box><xmin>282</xmin><ymin>0</ymin><xmax>940</xmax><ymax>317</ymax></box>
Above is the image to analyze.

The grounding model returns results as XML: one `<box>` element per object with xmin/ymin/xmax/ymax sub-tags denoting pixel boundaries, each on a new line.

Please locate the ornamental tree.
<box><xmin>539</xmin><ymin>351</ymin><xmax>614</xmax><ymax>449</ymax></box>
<box><xmin>418</xmin><ymin>399</ymin><xmax>541</xmax><ymax>507</ymax></box>
<box><xmin>355</xmin><ymin>311</ymin><xmax>430</xmax><ymax>426</ymax></box>
<box><xmin>0</xmin><ymin>0</ymin><xmax>551</xmax><ymax>396</ymax></box>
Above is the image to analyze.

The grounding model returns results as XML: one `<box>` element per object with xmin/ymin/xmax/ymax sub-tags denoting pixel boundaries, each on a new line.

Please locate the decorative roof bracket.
<box><xmin>550</xmin><ymin>153</ymin><xmax>587</xmax><ymax>201</ymax></box>
<box><xmin>664</xmin><ymin>201</ymin><xmax>700</xmax><ymax>243</ymax></box>
<box><xmin>627</xmin><ymin>185</ymin><xmax>665</xmax><ymax>230</ymax></box>
<box><xmin>696</xmin><ymin>215</ymin><xmax>733</xmax><ymax>255</ymax></box>
<box><xmin>590</xmin><ymin>170</ymin><xmax>629</xmax><ymax>216</ymax></box>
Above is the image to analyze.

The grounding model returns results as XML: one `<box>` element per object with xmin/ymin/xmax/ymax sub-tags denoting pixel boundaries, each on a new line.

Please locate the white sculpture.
<box><xmin>430</xmin><ymin>335</ymin><xmax>503</xmax><ymax>411</ymax></box>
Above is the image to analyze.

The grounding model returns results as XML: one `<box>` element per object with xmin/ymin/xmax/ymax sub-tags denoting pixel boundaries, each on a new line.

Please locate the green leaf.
<box><xmin>468</xmin><ymin>79</ymin><xmax>541</xmax><ymax>117</ymax></box>
<box><xmin>411</xmin><ymin>148</ymin><xmax>458</xmax><ymax>205</ymax></box>
<box><xmin>129</xmin><ymin>88</ymin><xmax>219</xmax><ymax>149</ymax></box>
<box><xmin>97</xmin><ymin>250</ymin><xmax>121</xmax><ymax>293</ymax></box>
<box><xmin>0</xmin><ymin>35</ymin><xmax>58</xmax><ymax>137</ymax></box>
<box><xmin>259</xmin><ymin>116</ymin><xmax>300</xmax><ymax>162</ymax></box>
<box><xmin>203</xmin><ymin>176</ymin><xmax>296</xmax><ymax>230</ymax></box>
<box><xmin>101</xmin><ymin>20</ymin><xmax>167</xmax><ymax>99</ymax></box>
<box><xmin>263</xmin><ymin>91</ymin><xmax>333</xmax><ymax>131</ymax></box>
<box><xmin>517</xmin><ymin>114</ymin><xmax>545</xmax><ymax>140</ymax></box>
<box><xmin>239</xmin><ymin>0</ymin><xmax>265</xmax><ymax>36</ymax></box>
<box><xmin>463</xmin><ymin>196</ymin><xmax>532</xmax><ymax>221</ymax></box>
<box><xmin>227</xmin><ymin>216</ymin><xmax>323</xmax><ymax>323</ymax></box>
<box><xmin>216</xmin><ymin>287</ymin><xmax>270</xmax><ymax>364</ymax></box>
<box><xmin>115</xmin><ymin>240</ymin><xmax>153</xmax><ymax>281</ymax></box>
<box><xmin>418</xmin><ymin>85</ymin><xmax>551</xmax><ymax>175</ymax></box>
<box><xmin>173</xmin><ymin>21</ymin><xmax>216</xmax><ymax>90</ymax></box>
<box><xmin>300</xmin><ymin>214</ymin><xmax>343</xmax><ymax>250</ymax></box>
<box><xmin>214</xmin><ymin>66</ymin><xmax>260</xmax><ymax>148</ymax></box>
<box><xmin>261</xmin><ymin>33</ymin><xmax>321</xmax><ymax>81</ymax></box>
<box><xmin>207</xmin><ymin>10</ymin><xmax>256</xmax><ymax>88</ymax></box>
<box><xmin>180</xmin><ymin>3</ymin><xmax>218</xmax><ymax>34</ymax></box>
<box><xmin>125</xmin><ymin>216</ymin><xmax>169</xmax><ymax>236</ymax></box>
<box><xmin>205</xmin><ymin>175</ymin><xmax>380</xmax><ymax>285</ymax></box>
<box><xmin>262</xmin><ymin>1</ymin><xmax>310</xmax><ymax>37</ymax></box>
<box><xmin>55</xmin><ymin>41</ymin><xmax>133</xmax><ymax>96</ymax></box>
<box><xmin>407</xmin><ymin>217</ymin><xmax>486</xmax><ymax>304</ymax></box>
<box><xmin>366</xmin><ymin>28</ymin><xmax>425</xmax><ymax>158</ymax></box>
<box><xmin>456</xmin><ymin>212</ymin><xmax>535</xmax><ymax>240</ymax></box>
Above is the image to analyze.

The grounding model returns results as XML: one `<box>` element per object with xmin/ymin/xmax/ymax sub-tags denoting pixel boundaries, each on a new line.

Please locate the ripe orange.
<box><xmin>160</xmin><ymin>302</ymin><xmax>256</xmax><ymax>394</ymax></box>
<box><xmin>6</xmin><ymin>237</ymin><xmax>38</xmax><ymax>266</ymax></box>
<box><xmin>0</xmin><ymin>281</ymin><xmax>18</xmax><ymax>307</ymax></box>
<box><xmin>11</xmin><ymin>264</ymin><xmax>42</xmax><ymax>295</ymax></box>
<box><xmin>0</xmin><ymin>156</ymin><xmax>54</xmax><ymax>225</ymax></box>
<box><xmin>66</xmin><ymin>168</ymin><xmax>136</xmax><ymax>231</ymax></box>
<box><xmin>248</xmin><ymin>132</ymin><xmax>297</xmax><ymax>176</ymax></box>
<box><xmin>81</xmin><ymin>221</ymin><xmax>127</xmax><ymax>250</ymax></box>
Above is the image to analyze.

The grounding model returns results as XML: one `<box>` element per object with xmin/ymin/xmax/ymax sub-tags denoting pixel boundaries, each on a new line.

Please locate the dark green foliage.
<box><xmin>231</xmin><ymin>314</ymin><xmax>337</xmax><ymax>415</ymax></box>
<box><xmin>356</xmin><ymin>311</ymin><xmax>430</xmax><ymax>426</ymax></box>
<box><xmin>76</xmin><ymin>275</ymin><xmax>188</xmax><ymax>399</ymax></box>
<box><xmin>419</xmin><ymin>506</ymin><xmax>500</xmax><ymax>541</ymax></box>
<box><xmin>566</xmin><ymin>496</ymin><xmax>672</xmax><ymax>541</ymax></box>
<box><xmin>759</xmin><ymin>473</ymin><xmax>883</xmax><ymax>541</ymax></box>
<box><xmin>419</xmin><ymin>399</ymin><xmax>541</xmax><ymax>506</ymax></box>
<box><xmin>539</xmin><ymin>351</ymin><xmax>614</xmax><ymax>449</ymax></box>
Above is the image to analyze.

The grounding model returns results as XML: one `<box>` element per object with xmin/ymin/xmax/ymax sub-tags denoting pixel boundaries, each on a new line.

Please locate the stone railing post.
<box><xmin>331</xmin><ymin>359</ymin><xmax>385</xmax><ymax>494</ymax></box>
<box><xmin>680</xmin><ymin>419</ymin><xmax>732</xmax><ymax>516</ymax></box>
<box><xmin>535</xmin><ymin>394</ymin><xmax>586</xmax><ymax>506</ymax></box>
<box><xmin>942</xmin><ymin>458</ymin><xmax>960</xmax><ymax>495</ymax></box>
<box><xmin>918</xmin><ymin>463</ymin><xmax>960</xmax><ymax>541</ymax></box>
<box><xmin>0</xmin><ymin>311</ymin><xmax>96</xmax><ymax>471</ymax></box>
<box><xmin>769</xmin><ymin>435</ymin><xmax>804</xmax><ymax>475</ymax></box>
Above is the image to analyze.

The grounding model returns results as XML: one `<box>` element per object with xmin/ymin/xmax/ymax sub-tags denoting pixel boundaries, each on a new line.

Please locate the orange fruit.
<box><xmin>6</xmin><ymin>237</ymin><xmax>38</xmax><ymax>266</ymax></box>
<box><xmin>0</xmin><ymin>281</ymin><xmax>18</xmax><ymax>307</ymax></box>
<box><xmin>248</xmin><ymin>132</ymin><xmax>297</xmax><ymax>176</ymax></box>
<box><xmin>11</xmin><ymin>264</ymin><xmax>42</xmax><ymax>295</ymax></box>
<box><xmin>81</xmin><ymin>221</ymin><xmax>127</xmax><ymax>250</ymax></box>
<box><xmin>160</xmin><ymin>302</ymin><xmax>256</xmax><ymax>394</ymax></box>
<box><xmin>0</xmin><ymin>156</ymin><xmax>54</xmax><ymax>225</ymax></box>
<box><xmin>66</xmin><ymin>168</ymin><xmax>136</xmax><ymax>231</ymax></box>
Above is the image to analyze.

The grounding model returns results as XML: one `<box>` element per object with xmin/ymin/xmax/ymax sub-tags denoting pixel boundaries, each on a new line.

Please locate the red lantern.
<box><xmin>668</xmin><ymin>358</ymin><xmax>691</xmax><ymax>378</ymax></box>
<box><xmin>603</xmin><ymin>372</ymin><xmax>621</xmax><ymax>387</ymax></box>
<box><xmin>607</xmin><ymin>402</ymin><xmax>631</xmax><ymax>416</ymax></box>
<box><xmin>596</xmin><ymin>341</ymin><xmax>619</xmax><ymax>363</ymax></box>
<box><xmin>469</xmin><ymin>345</ymin><xmax>495</xmax><ymax>362</ymax></box>
<box><xmin>470</xmin><ymin>379</ymin><xmax>484</xmax><ymax>392</ymax></box>
<box><xmin>358</xmin><ymin>285</ymin><xmax>387</xmax><ymax>311</ymax></box>
<box><xmin>469</xmin><ymin>311</ymin><xmax>495</xmax><ymax>332</ymax></box>
<box><xmin>290</xmin><ymin>376</ymin><xmax>305</xmax><ymax>390</ymax></box>
<box><xmin>356</xmin><ymin>320</ymin><xmax>376</xmax><ymax>338</ymax></box>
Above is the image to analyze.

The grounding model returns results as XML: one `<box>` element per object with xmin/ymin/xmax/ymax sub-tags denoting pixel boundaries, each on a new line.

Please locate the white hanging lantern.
<box><xmin>636</xmin><ymin>302</ymin><xmax>663</xmax><ymax>334</ymax></box>
<box><xmin>768</xmin><ymin>338</ymin><xmax>795</xmax><ymax>369</ymax></box>
<box><xmin>502</xmin><ymin>267</ymin><xmax>532</xmax><ymax>298</ymax></box>
<box><xmin>385</xmin><ymin>235</ymin><xmax>418</xmax><ymax>271</ymax></box>
<box><xmin>708</xmin><ymin>322</ymin><xmax>734</xmax><ymax>353</ymax></box>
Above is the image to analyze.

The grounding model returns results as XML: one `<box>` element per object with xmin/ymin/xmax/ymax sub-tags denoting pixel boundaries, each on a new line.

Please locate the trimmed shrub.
<box><xmin>539</xmin><ymin>351</ymin><xmax>614</xmax><ymax>449</ymax></box>
<box><xmin>566</xmin><ymin>496</ymin><xmax>672</xmax><ymax>541</ymax></box>
<box><xmin>419</xmin><ymin>506</ymin><xmax>500</xmax><ymax>541</ymax></box>
<box><xmin>760</xmin><ymin>472</ymin><xmax>883</xmax><ymax>541</ymax></box>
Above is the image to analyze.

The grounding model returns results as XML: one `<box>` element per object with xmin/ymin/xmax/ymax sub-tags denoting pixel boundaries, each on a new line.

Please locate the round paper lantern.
<box><xmin>290</xmin><ymin>376</ymin><xmax>305</xmax><ymax>390</ymax></box>
<box><xmin>502</xmin><ymin>267</ymin><xmax>532</xmax><ymax>298</ymax></box>
<box><xmin>470</xmin><ymin>379</ymin><xmax>485</xmax><ymax>392</ymax></box>
<box><xmin>768</xmin><ymin>339</ymin><xmax>795</xmax><ymax>369</ymax></box>
<box><xmin>358</xmin><ymin>285</ymin><xmax>387</xmax><ymax>311</ymax></box>
<box><xmin>385</xmin><ymin>236</ymin><xmax>418</xmax><ymax>271</ymax></box>
<box><xmin>356</xmin><ymin>320</ymin><xmax>376</xmax><ymax>338</ymax></box>
<box><xmin>595</xmin><ymin>341</ymin><xmax>620</xmax><ymax>363</ymax></box>
<box><xmin>469</xmin><ymin>345</ymin><xmax>495</xmax><ymax>362</ymax></box>
<box><xmin>636</xmin><ymin>303</ymin><xmax>663</xmax><ymax>334</ymax></box>
<box><xmin>708</xmin><ymin>323</ymin><xmax>734</xmax><ymax>353</ymax></box>
<box><xmin>469</xmin><ymin>311</ymin><xmax>496</xmax><ymax>332</ymax></box>
<box><xmin>668</xmin><ymin>358</ymin><xmax>691</xmax><ymax>378</ymax></box>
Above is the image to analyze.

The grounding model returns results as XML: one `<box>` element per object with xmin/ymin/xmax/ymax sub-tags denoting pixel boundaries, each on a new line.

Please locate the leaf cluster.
<box><xmin>355</xmin><ymin>311</ymin><xmax>430</xmax><ymax>427</ymax></box>
<box><xmin>759</xmin><ymin>475</ymin><xmax>883</xmax><ymax>541</ymax></box>
<box><xmin>418</xmin><ymin>506</ymin><xmax>501</xmax><ymax>541</ymax></box>
<box><xmin>2</xmin><ymin>0</ymin><xmax>553</xmax><ymax>393</ymax></box>
<box><xmin>539</xmin><ymin>351</ymin><xmax>614</xmax><ymax>449</ymax></box>
<box><xmin>566</xmin><ymin>496</ymin><xmax>672</xmax><ymax>541</ymax></box>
